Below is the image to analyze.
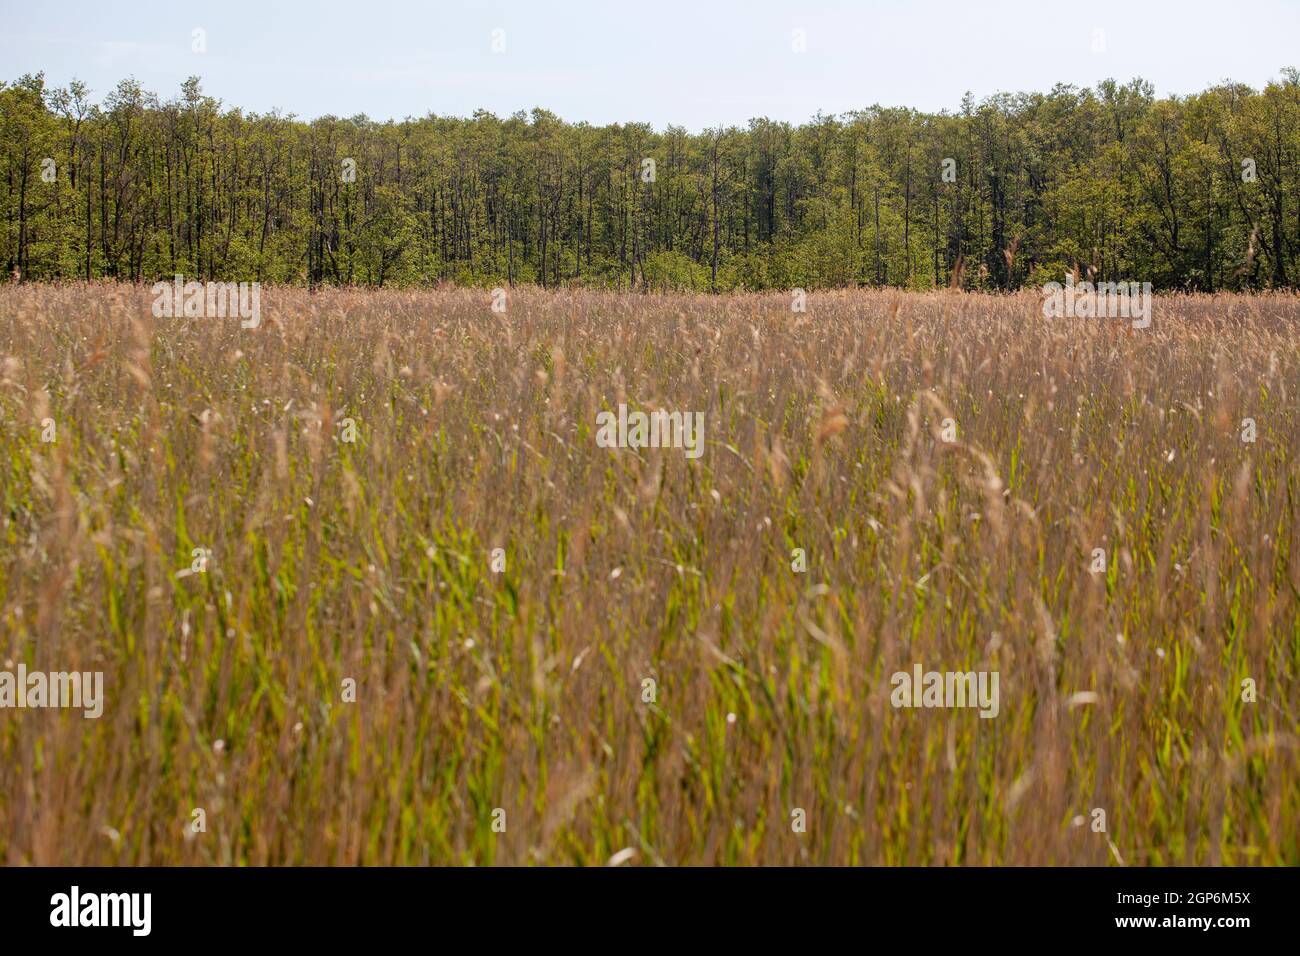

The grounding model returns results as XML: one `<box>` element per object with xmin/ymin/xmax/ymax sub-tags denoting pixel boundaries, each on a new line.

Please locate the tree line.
<box><xmin>3</xmin><ymin>70</ymin><xmax>1299</xmax><ymax>291</ymax></box>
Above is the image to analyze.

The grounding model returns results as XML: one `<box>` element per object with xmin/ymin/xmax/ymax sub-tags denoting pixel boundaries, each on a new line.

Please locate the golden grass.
<box><xmin>1</xmin><ymin>282</ymin><xmax>1297</xmax><ymax>865</ymax></box>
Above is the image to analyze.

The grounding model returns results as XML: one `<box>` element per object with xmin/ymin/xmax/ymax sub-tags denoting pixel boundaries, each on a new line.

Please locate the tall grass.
<box><xmin>1</xmin><ymin>282</ymin><xmax>1296</xmax><ymax>865</ymax></box>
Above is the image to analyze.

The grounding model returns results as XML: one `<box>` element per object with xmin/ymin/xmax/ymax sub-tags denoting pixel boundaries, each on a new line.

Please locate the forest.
<box><xmin>2</xmin><ymin>69</ymin><xmax>1299</xmax><ymax>291</ymax></box>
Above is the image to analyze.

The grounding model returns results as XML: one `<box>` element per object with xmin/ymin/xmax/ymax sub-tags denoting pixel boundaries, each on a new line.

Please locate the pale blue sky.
<box><xmin>2</xmin><ymin>0</ymin><xmax>1297</xmax><ymax>129</ymax></box>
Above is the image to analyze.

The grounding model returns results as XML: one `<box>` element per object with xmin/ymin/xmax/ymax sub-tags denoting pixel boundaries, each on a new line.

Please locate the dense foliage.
<box><xmin>3</xmin><ymin>71</ymin><xmax>1300</xmax><ymax>290</ymax></box>
<box><xmin>3</xmin><ymin>284</ymin><xmax>1297</xmax><ymax>864</ymax></box>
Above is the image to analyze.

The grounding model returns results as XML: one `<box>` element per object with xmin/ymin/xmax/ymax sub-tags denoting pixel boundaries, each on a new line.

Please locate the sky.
<box><xmin>2</xmin><ymin>0</ymin><xmax>1298</xmax><ymax>130</ymax></box>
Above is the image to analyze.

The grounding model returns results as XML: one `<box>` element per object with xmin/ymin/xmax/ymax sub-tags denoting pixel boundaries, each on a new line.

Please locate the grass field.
<box><xmin>1</xmin><ymin>282</ymin><xmax>1297</xmax><ymax>865</ymax></box>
